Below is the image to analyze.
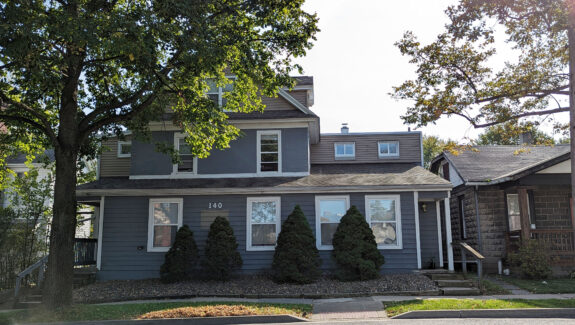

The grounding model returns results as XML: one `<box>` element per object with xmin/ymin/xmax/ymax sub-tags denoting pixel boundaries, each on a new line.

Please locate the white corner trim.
<box><xmin>256</xmin><ymin>130</ymin><xmax>282</xmax><ymax>175</ymax></box>
<box><xmin>147</xmin><ymin>198</ymin><xmax>184</xmax><ymax>253</ymax></box>
<box><xmin>365</xmin><ymin>194</ymin><xmax>403</xmax><ymax>250</ymax></box>
<box><xmin>246</xmin><ymin>197</ymin><xmax>281</xmax><ymax>251</ymax></box>
<box><xmin>444</xmin><ymin>196</ymin><xmax>454</xmax><ymax>271</ymax></box>
<box><xmin>414</xmin><ymin>191</ymin><xmax>422</xmax><ymax>269</ymax></box>
<box><xmin>96</xmin><ymin>196</ymin><xmax>105</xmax><ymax>270</ymax></box>
<box><xmin>436</xmin><ymin>200</ymin><xmax>444</xmax><ymax>268</ymax></box>
<box><xmin>117</xmin><ymin>141</ymin><xmax>132</xmax><ymax>158</ymax></box>
<box><xmin>315</xmin><ymin>195</ymin><xmax>350</xmax><ymax>250</ymax></box>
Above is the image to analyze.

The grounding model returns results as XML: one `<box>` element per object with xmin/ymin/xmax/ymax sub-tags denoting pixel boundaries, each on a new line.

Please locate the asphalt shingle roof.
<box><xmin>77</xmin><ymin>165</ymin><xmax>450</xmax><ymax>193</ymax></box>
<box><xmin>444</xmin><ymin>145</ymin><xmax>570</xmax><ymax>183</ymax></box>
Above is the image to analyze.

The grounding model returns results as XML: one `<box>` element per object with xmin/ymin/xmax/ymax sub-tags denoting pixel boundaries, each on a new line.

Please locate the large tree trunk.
<box><xmin>43</xmin><ymin>145</ymin><xmax>78</xmax><ymax>308</ymax></box>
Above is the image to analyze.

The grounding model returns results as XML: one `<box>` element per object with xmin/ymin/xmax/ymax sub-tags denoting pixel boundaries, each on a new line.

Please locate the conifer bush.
<box><xmin>332</xmin><ymin>205</ymin><xmax>384</xmax><ymax>281</ymax></box>
<box><xmin>272</xmin><ymin>205</ymin><xmax>321</xmax><ymax>283</ymax></box>
<box><xmin>202</xmin><ymin>216</ymin><xmax>243</xmax><ymax>280</ymax></box>
<box><xmin>160</xmin><ymin>225</ymin><xmax>199</xmax><ymax>283</ymax></box>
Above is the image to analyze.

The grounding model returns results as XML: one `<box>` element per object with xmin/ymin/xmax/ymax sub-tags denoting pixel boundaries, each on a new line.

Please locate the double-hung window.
<box><xmin>173</xmin><ymin>133</ymin><xmax>197</xmax><ymax>174</ymax></box>
<box><xmin>378</xmin><ymin>141</ymin><xmax>399</xmax><ymax>158</ymax></box>
<box><xmin>257</xmin><ymin>130</ymin><xmax>281</xmax><ymax>173</ymax></box>
<box><xmin>207</xmin><ymin>77</ymin><xmax>235</xmax><ymax>108</ymax></box>
<box><xmin>246</xmin><ymin>197</ymin><xmax>281</xmax><ymax>251</ymax></box>
<box><xmin>506</xmin><ymin>194</ymin><xmax>521</xmax><ymax>231</ymax></box>
<box><xmin>365</xmin><ymin>195</ymin><xmax>402</xmax><ymax>249</ymax></box>
<box><xmin>315</xmin><ymin>196</ymin><xmax>350</xmax><ymax>250</ymax></box>
<box><xmin>334</xmin><ymin>142</ymin><xmax>355</xmax><ymax>159</ymax></box>
<box><xmin>148</xmin><ymin>198</ymin><xmax>183</xmax><ymax>252</ymax></box>
<box><xmin>117</xmin><ymin>141</ymin><xmax>131</xmax><ymax>158</ymax></box>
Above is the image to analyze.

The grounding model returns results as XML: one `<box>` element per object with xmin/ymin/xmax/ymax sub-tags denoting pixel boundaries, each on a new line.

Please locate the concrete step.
<box><xmin>430</xmin><ymin>273</ymin><xmax>464</xmax><ymax>281</ymax></box>
<box><xmin>442</xmin><ymin>287</ymin><xmax>481</xmax><ymax>296</ymax></box>
<box><xmin>436</xmin><ymin>280</ymin><xmax>475</xmax><ymax>288</ymax></box>
<box><xmin>13</xmin><ymin>300</ymin><xmax>42</xmax><ymax>309</ymax></box>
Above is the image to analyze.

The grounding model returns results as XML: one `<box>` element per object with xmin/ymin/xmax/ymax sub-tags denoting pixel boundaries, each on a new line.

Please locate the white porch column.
<box><xmin>436</xmin><ymin>200</ymin><xmax>444</xmax><ymax>268</ymax></box>
<box><xmin>96</xmin><ymin>196</ymin><xmax>105</xmax><ymax>270</ymax></box>
<box><xmin>444</xmin><ymin>195</ymin><xmax>454</xmax><ymax>271</ymax></box>
<box><xmin>414</xmin><ymin>191</ymin><xmax>422</xmax><ymax>269</ymax></box>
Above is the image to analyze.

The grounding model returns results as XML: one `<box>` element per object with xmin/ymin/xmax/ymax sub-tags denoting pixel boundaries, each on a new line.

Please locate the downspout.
<box><xmin>474</xmin><ymin>186</ymin><xmax>483</xmax><ymax>252</ymax></box>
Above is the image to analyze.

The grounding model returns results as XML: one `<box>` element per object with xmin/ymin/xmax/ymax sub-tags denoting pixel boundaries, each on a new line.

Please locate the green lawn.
<box><xmin>384</xmin><ymin>298</ymin><xmax>575</xmax><ymax>318</ymax></box>
<box><xmin>480</xmin><ymin>279</ymin><xmax>511</xmax><ymax>295</ymax></box>
<box><xmin>503</xmin><ymin>277</ymin><xmax>575</xmax><ymax>294</ymax></box>
<box><xmin>0</xmin><ymin>302</ymin><xmax>312</xmax><ymax>324</ymax></box>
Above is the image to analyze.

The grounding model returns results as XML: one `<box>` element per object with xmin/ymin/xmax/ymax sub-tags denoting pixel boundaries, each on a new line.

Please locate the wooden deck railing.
<box><xmin>74</xmin><ymin>238</ymin><xmax>97</xmax><ymax>266</ymax></box>
<box><xmin>506</xmin><ymin>229</ymin><xmax>575</xmax><ymax>266</ymax></box>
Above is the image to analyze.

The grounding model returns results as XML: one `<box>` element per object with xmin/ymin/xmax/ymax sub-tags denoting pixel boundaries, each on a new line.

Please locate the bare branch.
<box><xmin>452</xmin><ymin>107</ymin><xmax>570</xmax><ymax>128</ymax></box>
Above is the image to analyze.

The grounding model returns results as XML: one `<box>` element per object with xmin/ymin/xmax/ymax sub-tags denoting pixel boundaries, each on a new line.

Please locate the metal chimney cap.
<box><xmin>341</xmin><ymin>123</ymin><xmax>349</xmax><ymax>134</ymax></box>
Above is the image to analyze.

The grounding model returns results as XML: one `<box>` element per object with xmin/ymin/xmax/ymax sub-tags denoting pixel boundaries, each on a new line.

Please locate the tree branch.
<box><xmin>452</xmin><ymin>107</ymin><xmax>570</xmax><ymax>128</ymax></box>
<box><xmin>476</xmin><ymin>85</ymin><xmax>570</xmax><ymax>103</ymax></box>
<box><xmin>0</xmin><ymin>114</ymin><xmax>56</xmax><ymax>146</ymax></box>
<box><xmin>0</xmin><ymin>94</ymin><xmax>57</xmax><ymax>142</ymax></box>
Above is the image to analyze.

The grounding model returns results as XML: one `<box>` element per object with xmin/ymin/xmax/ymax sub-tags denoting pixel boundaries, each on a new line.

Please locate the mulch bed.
<box><xmin>74</xmin><ymin>274</ymin><xmax>438</xmax><ymax>303</ymax></box>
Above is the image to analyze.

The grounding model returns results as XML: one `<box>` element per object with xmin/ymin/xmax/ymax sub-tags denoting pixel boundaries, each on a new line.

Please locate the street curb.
<box><xmin>85</xmin><ymin>290</ymin><xmax>441</xmax><ymax>304</ymax></box>
<box><xmin>392</xmin><ymin>308</ymin><xmax>575</xmax><ymax>319</ymax></box>
<box><xmin>35</xmin><ymin>315</ymin><xmax>308</xmax><ymax>325</ymax></box>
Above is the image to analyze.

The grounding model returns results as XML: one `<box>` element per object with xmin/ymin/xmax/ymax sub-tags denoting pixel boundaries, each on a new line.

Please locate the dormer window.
<box><xmin>207</xmin><ymin>77</ymin><xmax>235</xmax><ymax>107</ymax></box>
<box><xmin>378</xmin><ymin>141</ymin><xmax>399</xmax><ymax>158</ymax></box>
<box><xmin>257</xmin><ymin>130</ymin><xmax>281</xmax><ymax>173</ymax></box>
<box><xmin>334</xmin><ymin>142</ymin><xmax>355</xmax><ymax>159</ymax></box>
<box><xmin>117</xmin><ymin>141</ymin><xmax>131</xmax><ymax>158</ymax></box>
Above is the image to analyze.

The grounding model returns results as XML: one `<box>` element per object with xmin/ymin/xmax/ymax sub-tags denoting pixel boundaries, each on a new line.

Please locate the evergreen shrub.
<box><xmin>272</xmin><ymin>205</ymin><xmax>321</xmax><ymax>283</ymax></box>
<box><xmin>160</xmin><ymin>225</ymin><xmax>198</xmax><ymax>283</ymax></box>
<box><xmin>332</xmin><ymin>205</ymin><xmax>384</xmax><ymax>281</ymax></box>
<box><xmin>202</xmin><ymin>216</ymin><xmax>242</xmax><ymax>280</ymax></box>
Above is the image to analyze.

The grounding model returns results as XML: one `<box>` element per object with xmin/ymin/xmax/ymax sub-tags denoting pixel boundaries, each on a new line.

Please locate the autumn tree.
<box><xmin>392</xmin><ymin>0</ymin><xmax>575</xmax><ymax>212</ymax></box>
<box><xmin>422</xmin><ymin>135</ymin><xmax>456</xmax><ymax>169</ymax></box>
<box><xmin>475</xmin><ymin>122</ymin><xmax>555</xmax><ymax>145</ymax></box>
<box><xmin>0</xmin><ymin>0</ymin><xmax>318</xmax><ymax>307</ymax></box>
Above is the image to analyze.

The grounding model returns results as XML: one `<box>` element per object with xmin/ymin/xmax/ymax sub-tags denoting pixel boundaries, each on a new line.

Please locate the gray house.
<box><xmin>430</xmin><ymin>145</ymin><xmax>573</xmax><ymax>274</ymax></box>
<box><xmin>77</xmin><ymin>77</ymin><xmax>454</xmax><ymax>280</ymax></box>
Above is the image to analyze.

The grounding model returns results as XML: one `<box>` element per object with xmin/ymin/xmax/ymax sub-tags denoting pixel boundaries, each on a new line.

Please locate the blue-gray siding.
<box><xmin>98</xmin><ymin>192</ymin><xmax>418</xmax><ymax>280</ymax></box>
<box><xmin>419</xmin><ymin>205</ymin><xmax>440</xmax><ymax>269</ymax></box>
<box><xmin>129</xmin><ymin>128</ymin><xmax>309</xmax><ymax>176</ymax></box>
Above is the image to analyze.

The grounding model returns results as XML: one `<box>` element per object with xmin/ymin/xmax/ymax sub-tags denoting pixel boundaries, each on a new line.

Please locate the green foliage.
<box><xmin>202</xmin><ymin>217</ymin><xmax>242</xmax><ymax>281</ymax></box>
<box><xmin>508</xmin><ymin>240</ymin><xmax>554</xmax><ymax>279</ymax></box>
<box><xmin>272</xmin><ymin>205</ymin><xmax>321</xmax><ymax>284</ymax></box>
<box><xmin>422</xmin><ymin>135</ymin><xmax>457</xmax><ymax>169</ymax></box>
<box><xmin>392</xmin><ymin>0</ymin><xmax>573</xmax><ymax>136</ymax></box>
<box><xmin>0</xmin><ymin>166</ymin><xmax>52</xmax><ymax>289</ymax></box>
<box><xmin>475</xmin><ymin>122</ymin><xmax>555</xmax><ymax>146</ymax></box>
<box><xmin>160</xmin><ymin>225</ymin><xmax>198</xmax><ymax>283</ymax></box>
<box><xmin>332</xmin><ymin>206</ymin><xmax>384</xmax><ymax>281</ymax></box>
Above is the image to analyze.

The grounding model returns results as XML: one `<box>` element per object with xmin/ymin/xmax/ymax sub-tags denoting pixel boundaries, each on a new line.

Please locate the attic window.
<box><xmin>117</xmin><ymin>141</ymin><xmax>131</xmax><ymax>158</ymax></box>
<box><xmin>378</xmin><ymin>141</ymin><xmax>399</xmax><ymax>158</ymax></box>
<box><xmin>334</xmin><ymin>142</ymin><xmax>355</xmax><ymax>159</ymax></box>
<box><xmin>207</xmin><ymin>77</ymin><xmax>235</xmax><ymax>108</ymax></box>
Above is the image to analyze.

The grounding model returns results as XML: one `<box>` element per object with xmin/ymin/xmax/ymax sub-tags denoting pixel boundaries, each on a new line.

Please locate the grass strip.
<box><xmin>384</xmin><ymin>298</ymin><xmax>575</xmax><ymax>318</ymax></box>
<box><xmin>503</xmin><ymin>277</ymin><xmax>575</xmax><ymax>294</ymax></box>
<box><xmin>0</xmin><ymin>302</ymin><xmax>311</xmax><ymax>324</ymax></box>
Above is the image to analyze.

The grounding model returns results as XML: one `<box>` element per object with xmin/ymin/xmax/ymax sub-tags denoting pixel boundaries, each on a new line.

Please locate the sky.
<box><xmin>292</xmin><ymin>0</ymin><xmax>568</xmax><ymax>142</ymax></box>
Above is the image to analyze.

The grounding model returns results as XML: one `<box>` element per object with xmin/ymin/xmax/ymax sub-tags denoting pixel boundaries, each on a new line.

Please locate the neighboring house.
<box><xmin>430</xmin><ymin>145</ymin><xmax>572</xmax><ymax>274</ymax></box>
<box><xmin>77</xmin><ymin>77</ymin><xmax>453</xmax><ymax>280</ymax></box>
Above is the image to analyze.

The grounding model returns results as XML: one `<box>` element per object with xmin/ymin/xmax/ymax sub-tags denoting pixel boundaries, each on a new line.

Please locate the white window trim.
<box><xmin>378</xmin><ymin>141</ymin><xmax>400</xmax><ymax>158</ymax></box>
<box><xmin>256</xmin><ymin>130</ymin><xmax>282</xmax><ymax>175</ymax></box>
<box><xmin>315</xmin><ymin>195</ymin><xmax>350</xmax><ymax>250</ymax></box>
<box><xmin>147</xmin><ymin>198</ymin><xmax>184</xmax><ymax>252</ymax></box>
<box><xmin>117</xmin><ymin>141</ymin><xmax>131</xmax><ymax>158</ymax></box>
<box><xmin>365</xmin><ymin>195</ymin><xmax>403</xmax><ymax>249</ymax></box>
<box><xmin>334</xmin><ymin>142</ymin><xmax>355</xmax><ymax>159</ymax></box>
<box><xmin>246</xmin><ymin>196</ymin><xmax>281</xmax><ymax>251</ymax></box>
<box><xmin>172</xmin><ymin>133</ymin><xmax>198</xmax><ymax>175</ymax></box>
<box><xmin>207</xmin><ymin>76</ymin><xmax>236</xmax><ymax>108</ymax></box>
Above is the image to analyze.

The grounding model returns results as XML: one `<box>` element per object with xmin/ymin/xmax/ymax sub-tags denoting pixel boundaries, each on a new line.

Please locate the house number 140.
<box><xmin>208</xmin><ymin>202</ymin><xmax>223</xmax><ymax>209</ymax></box>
